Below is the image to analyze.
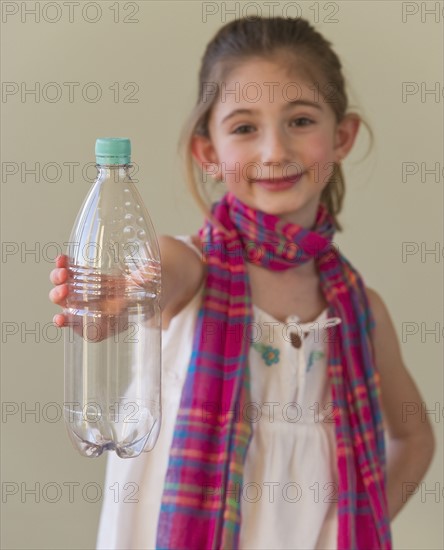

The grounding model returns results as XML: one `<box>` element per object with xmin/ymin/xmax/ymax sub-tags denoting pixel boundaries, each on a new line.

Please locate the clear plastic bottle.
<box><xmin>63</xmin><ymin>138</ymin><xmax>161</xmax><ymax>458</ymax></box>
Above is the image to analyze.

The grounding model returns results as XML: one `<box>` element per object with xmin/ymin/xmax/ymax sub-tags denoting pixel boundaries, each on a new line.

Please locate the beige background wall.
<box><xmin>1</xmin><ymin>1</ymin><xmax>442</xmax><ymax>548</ymax></box>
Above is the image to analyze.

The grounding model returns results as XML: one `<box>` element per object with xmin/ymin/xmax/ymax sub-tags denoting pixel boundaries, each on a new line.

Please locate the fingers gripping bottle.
<box><xmin>64</xmin><ymin>138</ymin><xmax>161</xmax><ymax>458</ymax></box>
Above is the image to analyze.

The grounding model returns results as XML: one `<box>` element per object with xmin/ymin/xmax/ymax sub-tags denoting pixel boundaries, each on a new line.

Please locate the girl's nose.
<box><xmin>261</xmin><ymin>128</ymin><xmax>292</xmax><ymax>167</ymax></box>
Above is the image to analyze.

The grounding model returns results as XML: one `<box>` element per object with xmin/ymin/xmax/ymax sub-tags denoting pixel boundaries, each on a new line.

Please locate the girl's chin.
<box><xmin>244</xmin><ymin>196</ymin><xmax>317</xmax><ymax>226</ymax></box>
<box><xmin>250</xmin><ymin>200</ymin><xmax>303</xmax><ymax>218</ymax></box>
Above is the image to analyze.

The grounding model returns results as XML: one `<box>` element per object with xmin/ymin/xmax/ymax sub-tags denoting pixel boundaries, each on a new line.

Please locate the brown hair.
<box><xmin>178</xmin><ymin>16</ymin><xmax>370</xmax><ymax>231</ymax></box>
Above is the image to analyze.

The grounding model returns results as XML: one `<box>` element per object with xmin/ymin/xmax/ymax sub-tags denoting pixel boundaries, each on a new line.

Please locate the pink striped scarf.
<box><xmin>157</xmin><ymin>192</ymin><xmax>391</xmax><ymax>549</ymax></box>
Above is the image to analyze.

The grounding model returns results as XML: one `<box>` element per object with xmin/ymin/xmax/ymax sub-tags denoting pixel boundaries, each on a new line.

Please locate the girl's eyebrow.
<box><xmin>221</xmin><ymin>99</ymin><xmax>323</xmax><ymax>124</ymax></box>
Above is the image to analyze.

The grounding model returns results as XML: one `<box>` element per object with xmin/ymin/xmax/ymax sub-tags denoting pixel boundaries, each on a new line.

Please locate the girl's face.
<box><xmin>192</xmin><ymin>57</ymin><xmax>360</xmax><ymax>228</ymax></box>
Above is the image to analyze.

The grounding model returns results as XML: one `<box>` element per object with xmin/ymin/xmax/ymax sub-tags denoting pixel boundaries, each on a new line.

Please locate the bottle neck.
<box><xmin>96</xmin><ymin>164</ymin><xmax>131</xmax><ymax>182</ymax></box>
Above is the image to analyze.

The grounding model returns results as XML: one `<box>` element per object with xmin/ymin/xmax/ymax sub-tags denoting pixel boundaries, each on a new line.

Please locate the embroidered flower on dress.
<box><xmin>263</xmin><ymin>345</ymin><xmax>280</xmax><ymax>366</ymax></box>
<box><xmin>251</xmin><ymin>342</ymin><xmax>280</xmax><ymax>366</ymax></box>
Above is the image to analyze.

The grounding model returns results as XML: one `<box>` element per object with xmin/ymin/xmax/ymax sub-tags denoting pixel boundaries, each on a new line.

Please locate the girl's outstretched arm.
<box><xmin>366</xmin><ymin>287</ymin><xmax>436</xmax><ymax>520</ymax></box>
<box><xmin>158</xmin><ymin>235</ymin><xmax>206</xmax><ymax>329</ymax></box>
<box><xmin>50</xmin><ymin>235</ymin><xmax>206</xmax><ymax>333</ymax></box>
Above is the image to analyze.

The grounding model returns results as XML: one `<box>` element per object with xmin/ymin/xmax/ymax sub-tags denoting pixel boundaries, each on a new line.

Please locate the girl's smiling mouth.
<box><xmin>254</xmin><ymin>172</ymin><xmax>304</xmax><ymax>190</ymax></box>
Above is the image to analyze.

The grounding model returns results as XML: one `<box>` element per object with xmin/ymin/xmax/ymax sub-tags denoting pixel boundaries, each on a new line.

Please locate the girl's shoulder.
<box><xmin>365</xmin><ymin>285</ymin><xmax>405</xmax><ymax>381</ymax></box>
<box><xmin>365</xmin><ymin>287</ymin><xmax>387</xmax><ymax>329</ymax></box>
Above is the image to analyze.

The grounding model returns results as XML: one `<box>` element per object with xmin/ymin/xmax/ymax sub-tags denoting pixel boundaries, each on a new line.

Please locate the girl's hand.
<box><xmin>49</xmin><ymin>254</ymin><xmax>149</xmax><ymax>322</ymax></box>
<box><xmin>49</xmin><ymin>255</ymin><xmax>134</xmax><ymax>341</ymax></box>
<box><xmin>49</xmin><ymin>254</ymin><xmax>69</xmax><ymax>328</ymax></box>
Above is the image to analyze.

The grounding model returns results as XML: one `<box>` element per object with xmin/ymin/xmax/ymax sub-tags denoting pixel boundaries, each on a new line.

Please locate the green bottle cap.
<box><xmin>95</xmin><ymin>137</ymin><xmax>131</xmax><ymax>165</ymax></box>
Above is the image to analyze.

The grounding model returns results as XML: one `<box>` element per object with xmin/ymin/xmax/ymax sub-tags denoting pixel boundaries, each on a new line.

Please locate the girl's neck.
<box><xmin>278</xmin><ymin>200</ymin><xmax>319</xmax><ymax>229</ymax></box>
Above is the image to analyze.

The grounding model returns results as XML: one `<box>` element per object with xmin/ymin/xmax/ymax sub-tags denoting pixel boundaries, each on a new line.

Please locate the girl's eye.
<box><xmin>232</xmin><ymin>118</ymin><xmax>314</xmax><ymax>134</ymax></box>
<box><xmin>232</xmin><ymin>124</ymin><xmax>254</xmax><ymax>135</ymax></box>
<box><xmin>290</xmin><ymin>117</ymin><xmax>314</xmax><ymax>127</ymax></box>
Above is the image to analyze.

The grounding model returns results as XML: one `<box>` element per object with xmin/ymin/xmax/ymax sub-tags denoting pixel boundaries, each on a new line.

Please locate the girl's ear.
<box><xmin>191</xmin><ymin>134</ymin><xmax>222</xmax><ymax>180</ymax></box>
<box><xmin>334</xmin><ymin>113</ymin><xmax>361</xmax><ymax>161</ymax></box>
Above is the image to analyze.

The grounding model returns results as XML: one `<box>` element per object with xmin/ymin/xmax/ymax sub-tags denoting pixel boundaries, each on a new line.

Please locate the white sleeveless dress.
<box><xmin>96</xmin><ymin>235</ymin><xmax>340</xmax><ymax>550</ymax></box>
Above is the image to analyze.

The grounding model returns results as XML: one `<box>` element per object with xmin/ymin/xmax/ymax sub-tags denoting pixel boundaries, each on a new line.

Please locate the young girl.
<box><xmin>50</xmin><ymin>17</ymin><xmax>435</xmax><ymax>550</ymax></box>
